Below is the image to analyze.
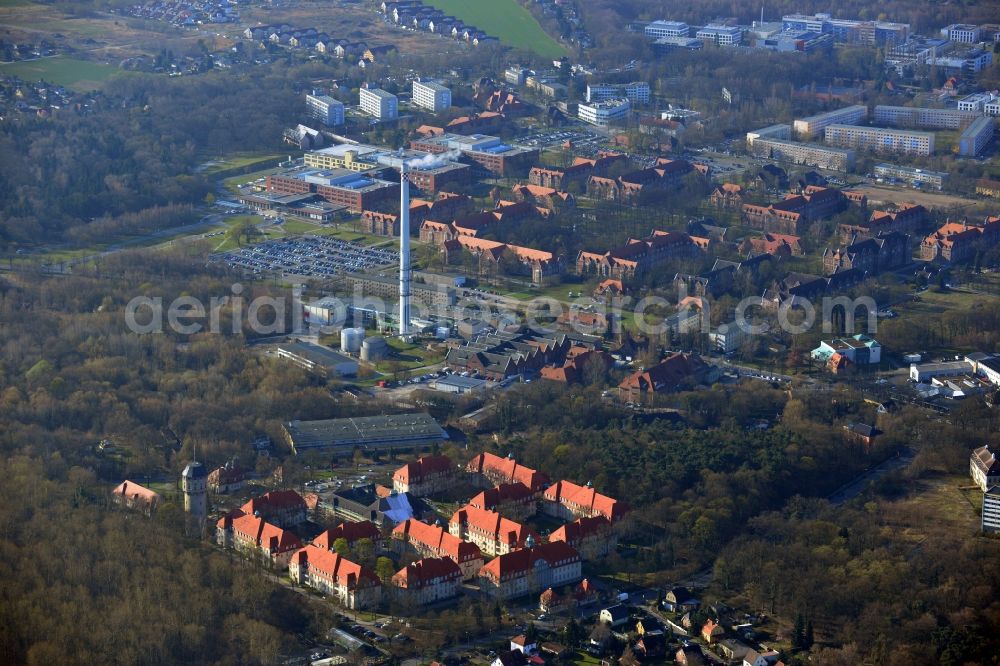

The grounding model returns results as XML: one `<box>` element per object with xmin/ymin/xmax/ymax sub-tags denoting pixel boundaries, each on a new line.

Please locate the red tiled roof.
<box><xmin>392</xmin><ymin>519</ymin><xmax>483</xmax><ymax>563</ymax></box>
<box><xmin>450</xmin><ymin>505</ymin><xmax>539</xmax><ymax>548</ymax></box>
<box><xmin>543</xmin><ymin>481</ymin><xmax>624</xmax><ymax>521</ymax></box>
<box><xmin>466</xmin><ymin>452</ymin><xmax>550</xmax><ymax>491</ymax></box>
<box><xmin>549</xmin><ymin>516</ymin><xmax>613</xmax><ymax>544</ymax></box>
<box><xmin>291</xmin><ymin>545</ymin><xmax>380</xmax><ymax>587</ymax></box>
<box><xmin>393</xmin><ymin>455</ymin><xmax>453</xmax><ymax>485</ymax></box>
<box><xmin>468</xmin><ymin>482</ymin><xmax>534</xmax><ymax>511</ymax></box>
<box><xmin>111</xmin><ymin>480</ymin><xmax>161</xmax><ymax>504</ymax></box>
<box><xmin>391</xmin><ymin>556</ymin><xmax>461</xmax><ymax>588</ymax></box>
<box><xmin>479</xmin><ymin>542</ymin><xmax>580</xmax><ymax>582</ymax></box>
<box><xmin>313</xmin><ymin>520</ymin><xmax>381</xmax><ymax>548</ymax></box>
<box><xmin>240</xmin><ymin>489</ymin><xmax>307</xmax><ymax>516</ymax></box>
<box><xmin>230</xmin><ymin>513</ymin><xmax>302</xmax><ymax>553</ymax></box>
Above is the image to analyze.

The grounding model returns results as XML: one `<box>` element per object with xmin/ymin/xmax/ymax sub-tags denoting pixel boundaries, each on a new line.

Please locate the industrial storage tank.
<box><xmin>340</xmin><ymin>327</ymin><xmax>364</xmax><ymax>354</ymax></box>
<box><xmin>360</xmin><ymin>336</ymin><xmax>388</xmax><ymax>362</ymax></box>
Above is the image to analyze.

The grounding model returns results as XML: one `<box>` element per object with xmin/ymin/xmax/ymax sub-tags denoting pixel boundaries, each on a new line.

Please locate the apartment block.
<box><xmin>359</xmin><ymin>87</ymin><xmax>398</xmax><ymax>120</ymax></box>
<box><xmin>825</xmin><ymin>124</ymin><xmax>934</xmax><ymax>155</ymax></box>
<box><xmin>306</xmin><ymin>93</ymin><xmax>344</xmax><ymax>126</ymax></box>
<box><xmin>958</xmin><ymin>116</ymin><xmax>995</xmax><ymax>157</ymax></box>
<box><xmin>749</xmin><ymin>137</ymin><xmax>855</xmax><ymax>171</ymax></box>
<box><xmin>873</xmin><ymin>104</ymin><xmax>981</xmax><ymax>130</ymax></box>
<box><xmin>412</xmin><ymin>79</ymin><xmax>452</xmax><ymax>112</ymax></box>
<box><xmin>793</xmin><ymin>104</ymin><xmax>867</xmax><ymax>139</ymax></box>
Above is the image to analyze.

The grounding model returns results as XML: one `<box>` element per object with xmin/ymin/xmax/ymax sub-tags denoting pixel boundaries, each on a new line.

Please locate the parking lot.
<box><xmin>520</xmin><ymin>126</ymin><xmax>610</xmax><ymax>155</ymax></box>
<box><xmin>210</xmin><ymin>235</ymin><xmax>398</xmax><ymax>279</ymax></box>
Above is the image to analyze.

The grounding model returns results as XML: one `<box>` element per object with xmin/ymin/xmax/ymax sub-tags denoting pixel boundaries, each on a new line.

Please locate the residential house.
<box><xmin>740</xmin><ymin>232</ymin><xmax>804</xmax><ymax>257</ymax></box>
<box><xmin>288</xmin><ymin>545</ymin><xmax>381</xmax><ymax>609</ymax></box>
<box><xmin>676</xmin><ymin>644</ymin><xmax>708</xmax><ymax>665</ymax></box>
<box><xmin>510</xmin><ymin>635</ymin><xmax>538</xmax><ymax>655</ymax></box>
<box><xmin>390</xmin><ymin>556</ymin><xmax>463</xmax><ymax>605</ymax></box>
<box><xmin>744</xmin><ymin>648</ymin><xmax>783</xmax><ymax>666</ymax></box>
<box><xmin>110</xmin><ymin>480</ymin><xmax>161</xmax><ymax>515</ymax></box>
<box><xmin>392</xmin><ymin>455</ymin><xmax>457</xmax><ymax>496</ymax></box>
<box><xmin>207</xmin><ymin>460</ymin><xmax>246</xmax><ymax>494</ymax></box>
<box><xmin>634</xmin><ymin>630</ymin><xmax>667</xmax><ymax>659</ymax></box>
<box><xmin>392</xmin><ymin>518</ymin><xmax>484</xmax><ymax>579</ymax></box>
<box><xmin>718</xmin><ymin>638</ymin><xmax>752</xmax><ymax>662</ymax></box>
<box><xmin>662</xmin><ymin>586</ymin><xmax>700</xmax><ymax>612</ymax></box>
<box><xmin>600</xmin><ymin>604</ymin><xmax>631</xmax><ymax>627</ymax></box>
<box><xmin>702</xmin><ymin>618</ymin><xmax>725</xmax><ymax>643</ymax></box>
<box><xmin>538</xmin><ymin>578</ymin><xmax>596</xmax><ymax>613</ymax></box>
<box><xmin>844</xmin><ymin>422</ymin><xmax>882</xmax><ymax>452</ymax></box>
<box><xmin>477</xmin><ymin>541</ymin><xmax>582</xmax><ymax>600</ymax></box>
<box><xmin>709</xmin><ymin>183</ymin><xmax>746</xmax><ymax>208</ymax></box>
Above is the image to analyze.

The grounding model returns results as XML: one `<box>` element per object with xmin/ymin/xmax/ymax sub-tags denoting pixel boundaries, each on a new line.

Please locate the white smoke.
<box><xmin>406</xmin><ymin>149</ymin><xmax>462</xmax><ymax>171</ymax></box>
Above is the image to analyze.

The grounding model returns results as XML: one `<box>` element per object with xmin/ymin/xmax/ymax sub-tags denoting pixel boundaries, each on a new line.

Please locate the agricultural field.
<box><xmin>0</xmin><ymin>55</ymin><xmax>119</xmax><ymax>90</ymax></box>
<box><xmin>429</xmin><ymin>0</ymin><xmax>566</xmax><ymax>58</ymax></box>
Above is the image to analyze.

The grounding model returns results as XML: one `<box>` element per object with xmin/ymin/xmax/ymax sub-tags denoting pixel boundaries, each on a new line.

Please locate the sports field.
<box><xmin>429</xmin><ymin>0</ymin><xmax>566</xmax><ymax>58</ymax></box>
<box><xmin>0</xmin><ymin>56</ymin><xmax>119</xmax><ymax>90</ymax></box>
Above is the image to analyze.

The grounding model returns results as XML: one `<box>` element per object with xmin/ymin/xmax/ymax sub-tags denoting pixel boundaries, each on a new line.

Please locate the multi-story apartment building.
<box><xmin>288</xmin><ymin>545</ymin><xmax>382</xmax><ymax>609</ymax></box>
<box><xmin>823</xmin><ymin>230</ymin><xmax>911</xmax><ymax>275</ymax></box>
<box><xmin>586</xmin><ymin>82</ymin><xmax>650</xmax><ymax>104</ymax></box>
<box><xmin>392</xmin><ymin>455</ymin><xmax>457</xmax><ymax>496</ymax></box>
<box><xmin>696</xmin><ymin>24</ymin><xmax>743</xmax><ymax>46</ymax></box>
<box><xmin>750</xmin><ymin>138</ymin><xmax>855</xmax><ymax>171</ymax></box>
<box><xmin>216</xmin><ymin>511</ymin><xmax>303</xmax><ymax>570</ymax></box>
<box><xmin>359</xmin><ymin>87</ymin><xmax>398</xmax><ymax>120</ymax></box>
<box><xmin>986</xmin><ymin>99</ymin><xmax>1000</xmax><ymax>117</ymax></box>
<box><xmin>392</xmin><ymin>519</ymin><xmax>485</xmax><ymax>580</ymax></box>
<box><xmin>548</xmin><ymin>516</ymin><xmax>617</xmax><ymax>559</ymax></box>
<box><xmin>542</xmin><ymin>480</ymin><xmax>626</xmax><ymax>522</ymax></box>
<box><xmin>412</xmin><ymin>79</ymin><xmax>451</xmax><ymax>112</ymax></box>
<box><xmin>466</xmin><ymin>452</ymin><xmax>550</xmax><ymax>492</ymax></box>
<box><xmin>449</xmin><ymin>505</ymin><xmax>539</xmax><ymax>556</ymax></box>
<box><xmin>959</xmin><ymin>116</ymin><xmax>995</xmax><ymax>157</ymax></box>
<box><xmin>873</xmin><ymin>104</ymin><xmax>982</xmax><ymax>130</ymax></box>
<box><xmin>644</xmin><ymin>20</ymin><xmax>689</xmax><ymax>40</ymax></box>
<box><xmin>477</xmin><ymin>541</ymin><xmax>582</xmax><ymax>600</ymax></box>
<box><xmin>390</xmin><ymin>557</ymin><xmax>463</xmax><ymax>605</ymax></box>
<box><xmin>873</xmin><ymin>164</ymin><xmax>947</xmax><ymax>190</ymax></box>
<box><xmin>971</xmin><ymin>446</ymin><xmax>1000</xmax><ymax>492</ymax></box>
<box><xmin>306</xmin><ymin>93</ymin><xmax>344</xmax><ymax>126</ymax></box>
<box><xmin>793</xmin><ymin>104</ymin><xmax>867</xmax><ymax>139</ymax></box>
<box><xmin>468</xmin><ymin>482</ymin><xmax>537</xmax><ymax>520</ymax></box>
<box><xmin>745</xmin><ymin>124</ymin><xmax>793</xmax><ymax>147</ymax></box>
<box><xmin>825</xmin><ymin>124</ymin><xmax>935</xmax><ymax>155</ymax></box>
<box><xmin>578</xmin><ymin>99</ymin><xmax>631</xmax><ymax>127</ymax></box>
<box><xmin>240</xmin><ymin>490</ymin><xmax>309</xmax><ymax>528</ymax></box>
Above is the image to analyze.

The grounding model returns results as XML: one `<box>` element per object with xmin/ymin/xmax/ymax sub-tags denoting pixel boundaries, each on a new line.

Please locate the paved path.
<box><xmin>827</xmin><ymin>447</ymin><xmax>915</xmax><ymax>505</ymax></box>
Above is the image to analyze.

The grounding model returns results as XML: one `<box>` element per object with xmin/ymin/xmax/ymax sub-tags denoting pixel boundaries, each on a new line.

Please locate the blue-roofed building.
<box><xmin>326</xmin><ymin>483</ymin><xmax>429</xmax><ymax>526</ymax></box>
<box><xmin>265</xmin><ymin>165</ymin><xmax>399</xmax><ymax>213</ymax></box>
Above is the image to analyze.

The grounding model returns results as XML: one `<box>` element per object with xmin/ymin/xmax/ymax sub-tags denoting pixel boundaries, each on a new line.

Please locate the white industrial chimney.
<box><xmin>398</xmin><ymin>160</ymin><xmax>412</xmax><ymax>338</ymax></box>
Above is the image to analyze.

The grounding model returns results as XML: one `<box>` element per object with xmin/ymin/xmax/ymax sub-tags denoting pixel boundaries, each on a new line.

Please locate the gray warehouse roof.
<box><xmin>284</xmin><ymin>413</ymin><xmax>448</xmax><ymax>454</ymax></box>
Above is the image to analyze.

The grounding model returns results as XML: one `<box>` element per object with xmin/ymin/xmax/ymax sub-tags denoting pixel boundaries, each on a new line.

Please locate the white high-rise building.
<box><xmin>412</xmin><ymin>80</ymin><xmax>452</xmax><ymax>113</ymax></box>
<box><xmin>306</xmin><ymin>93</ymin><xmax>344</xmax><ymax>126</ymax></box>
<box><xmin>578</xmin><ymin>99</ymin><xmax>631</xmax><ymax>127</ymax></box>
<box><xmin>359</xmin><ymin>87</ymin><xmax>398</xmax><ymax>120</ymax></box>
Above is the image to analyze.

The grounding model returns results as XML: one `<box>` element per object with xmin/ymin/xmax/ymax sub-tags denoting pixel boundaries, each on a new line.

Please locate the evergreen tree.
<box><xmin>805</xmin><ymin>619</ymin><xmax>814</xmax><ymax>649</ymax></box>
<box><xmin>792</xmin><ymin>612</ymin><xmax>805</xmax><ymax>650</ymax></box>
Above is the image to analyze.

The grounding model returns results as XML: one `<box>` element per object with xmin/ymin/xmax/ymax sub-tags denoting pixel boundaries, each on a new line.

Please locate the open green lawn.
<box><xmin>201</xmin><ymin>153</ymin><xmax>286</xmax><ymax>174</ymax></box>
<box><xmin>429</xmin><ymin>0</ymin><xmax>566</xmax><ymax>58</ymax></box>
<box><xmin>0</xmin><ymin>56</ymin><xmax>119</xmax><ymax>90</ymax></box>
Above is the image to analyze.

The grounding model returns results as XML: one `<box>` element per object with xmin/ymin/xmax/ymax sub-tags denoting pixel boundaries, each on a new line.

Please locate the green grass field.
<box><xmin>429</xmin><ymin>0</ymin><xmax>566</xmax><ymax>58</ymax></box>
<box><xmin>0</xmin><ymin>56</ymin><xmax>118</xmax><ymax>90</ymax></box>
<box><xmin>201</xmin><ymin>154</ymin><xmax>286</xmax><ymax>174</ymax></box>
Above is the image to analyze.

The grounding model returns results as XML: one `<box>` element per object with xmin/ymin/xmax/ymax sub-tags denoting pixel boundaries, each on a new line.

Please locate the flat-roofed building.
<box><xmin>944</xmin><ymin>23</ymin><xmax>981</xmax><ymax>43</ymax></box>
<box><xmin>265</xmin><ymin>166</ymin><xmax>399</xmax><ymax>213</ymax></box>
<box><xmin>696</xmin><ymin>24</ymin><xmax>743</xmax><ymax>45</ymax></box>
<box><xmin>275</xmin><ymin>341</ymin><xmax>359</xmax><ymax>377</ymax></box>
<box><xmin>959</xmin><ymin>116</ymin><xmax>994</xmax><ymax>157</ymax></box>
<box><xmin>825</xmin><ymin>124</ymin><xmax>934</xmax><ymax>155</ymax></box>
<box><xmin>283</xmin><ymin>413</ymin><xmax>449</xmax><ymax>454</ymax></box>
<box><xmin>745</xmin><ymin>124</ymin><xmax>792</xmax><ymax>147</ymax></box>
<box><xmin>412</xmin><ymin>79</ymin><xmax>452</xmax><ymax>112</ymax></box>
<box><xmin>748</xmin><ymin>138</ymin><xmax>855</xmax><ymax>171</ymax></box>
<box><xmin>410</xmin><ymin>133</ymin><xmax>538</xmax><ymax>176</ymax></box>
<box><xmin>306</xmin><ymin>93</ymin><xmax>344</xmax><ymax>126</ymax></box>
<box><xmin>958</xmin><ymin>92</ymin><xmax>999</xmax><ymax>113</ymax></box>
<box><xmin>873</xmin><ymin>104</ymin><xmax>982</xmax><ymax>130</ymax></box>
<box><xmin>873</xmin><ymin>163</ymin><xmax>947</xmax><ymax>189</ymax></box>
<box><xmin>359</xmin><ymin>87</ymin><xmax>398</xmax><ymax>120</ymax></box>
<box><xmin>793</xmin><ymin>104</ymin><xmax>867</xmax><ymax>139</ymax></box>
<box><xmin>578</xmin><ymin>99</ymin><xmax>631</xmax><ymax>127</ymax></box>
<box><xmin>983</xmin><ymin>486</ymin><xmax>1000</xmax><ymax>533</ymax></box>
<box><xmin>645</xmin><ymin>20</ymin><xmax>689</xmax><ymax>39</ymax></box>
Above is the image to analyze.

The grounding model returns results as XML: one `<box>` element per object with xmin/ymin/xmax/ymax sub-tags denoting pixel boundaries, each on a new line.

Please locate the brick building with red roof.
<box><xmin>548</xmin><ymin>516</ymin><xmax>617</xmax><ymax>559</ymax></box>
<box><xmin>111</xmin><ymin>480</ymin><xmax>161</xmax><ymax>516</ymax></box>
<box><xmin>392</xmin><ymin>455</ymin><xmax>457</xmax><ymax>497</ymax></box>
<box><xmin>288</xmin><ymin>545</ymin><xmax>381</xmax><ymax>609</ymax></box>
<box><xmin>392</xmin><ymin>519</ymin><xmax>484</xmax><ymax>579</ymax></box>
<box><xmin>468</xmin><ymin>482</ymin><xmax>537</xmax><ymax>520</ymax></box>
<box><xmin>542</xmin><ymin>480</ymin><xmax>626</xmax><ymax>522</ymax></box>
<box><xmin>450</xmin><ymin>505</ymin><xmax>540</xmax><ymax>557</ymax></box>
<box><xmin>216</xmin><ymin>511</ymin><xmax>303</xmax><ymax>570</ymax></box>
<box><xmin>477</xmin><ymin>541</ymin><xmax>582</xmax><ymax>600</ymax></box>
<box><xmin>312</xmin><ymin>520</ymin><xmax>382</xmax><ymax>550</ymax></box>
<box><xmin>389</xmin><ymin>557</ymin><xmax>463</xmax><ymax>605</ymax></box>
<box><xmin>240</xmin><ymin>489</ymin><xmax>308</xmax><ymax>528</ymax></box>
<box><xmin>466</xmin><ymin>452</ymin><xmax>550</xmax><ymax>493</ymax></box>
